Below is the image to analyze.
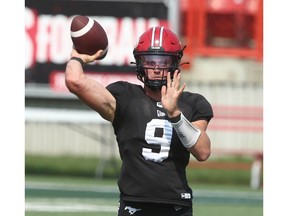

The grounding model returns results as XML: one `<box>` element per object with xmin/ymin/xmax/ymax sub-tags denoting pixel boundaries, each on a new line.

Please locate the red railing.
<box><xmin>184</xmin><ymin>0</ymin><xmax>263</xmax><ymax>62</ymax></box>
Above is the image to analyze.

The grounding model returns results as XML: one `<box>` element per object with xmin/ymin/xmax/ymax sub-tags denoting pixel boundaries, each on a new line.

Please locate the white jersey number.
<box><xmin>142</xmin><ymin>119</ymin><xmax>173</xmax><ymax>162</ymax></box>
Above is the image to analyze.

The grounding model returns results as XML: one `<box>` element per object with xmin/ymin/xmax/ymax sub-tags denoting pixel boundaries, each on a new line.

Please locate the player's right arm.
<box><xmin>65</xmin><ymin>49</ymin><xmax>116</xmax><ymax>122</ymax></box>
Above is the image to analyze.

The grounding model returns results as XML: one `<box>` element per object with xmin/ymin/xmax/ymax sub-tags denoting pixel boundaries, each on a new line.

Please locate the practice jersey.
<box><xmin>106</xmin><ymin>81</ymin><xmax>213</xmax><ymax>206</ymax></box>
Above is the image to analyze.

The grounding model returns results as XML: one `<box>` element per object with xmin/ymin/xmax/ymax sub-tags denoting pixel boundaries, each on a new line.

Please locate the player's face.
<box><xmin>140</xmin><ymin>55</ymin><xmax>173</xmax><ymax>80</ymax></box>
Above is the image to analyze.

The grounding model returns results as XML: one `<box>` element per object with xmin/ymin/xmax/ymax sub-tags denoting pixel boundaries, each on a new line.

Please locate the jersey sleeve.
<box><xmin>180</xmin><ymin>92</ymin><xmax>214</xmax><ymax>123</ymax></box>
<box><xmin>106</xmin><ymin>81</ymin><xmax>145</xmax><ymax>130</ymax></box>
<box><xmin>192</xmin><ymin>94</ymin><xmax>214</xmax><ymax>122</ymax></box>
<box><xmin>106</xmin><ymin>81</ymin><xmax>127</xmax><ymax>98</ymax></box>
<box><xmin>106</xmin><ymin>81</ymin><xmax>129</xmax><ymax>127</ymax></box>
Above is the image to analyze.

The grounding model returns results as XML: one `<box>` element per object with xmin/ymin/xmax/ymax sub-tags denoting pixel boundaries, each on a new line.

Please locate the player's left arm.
<box><xmin>187</xmin><ymin>119</ymin><xmax>211</xmax><ymax>161</ymax></box>
<box><xmin>161</xmin><ymin>70</ymin><xmax>212</xmax><ymax>161</ymax></box>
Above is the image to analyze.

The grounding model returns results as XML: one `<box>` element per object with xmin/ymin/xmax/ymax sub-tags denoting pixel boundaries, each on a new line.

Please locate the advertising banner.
<box><xmin>25</xmin><ymin>0</ymin><xmax>168</xmax><ymax>89</ymax></box>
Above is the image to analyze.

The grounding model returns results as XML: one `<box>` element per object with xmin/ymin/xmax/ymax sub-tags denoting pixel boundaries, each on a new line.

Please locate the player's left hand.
<box><xmin>161</xmin><ymin>70</ymin><xmax>186</xmax><ymax>118</ymax></box>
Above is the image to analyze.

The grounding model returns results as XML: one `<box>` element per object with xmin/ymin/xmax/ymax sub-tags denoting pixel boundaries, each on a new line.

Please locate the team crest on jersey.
<box><xmin>157</xmin><ymin>110</ymin><xmax>166</xmax><ymax>117</ymax></box>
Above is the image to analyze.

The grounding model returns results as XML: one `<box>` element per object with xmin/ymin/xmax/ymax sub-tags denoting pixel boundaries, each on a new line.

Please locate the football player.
<box><xmin>65</xmin><ymin>26</ymin><xmax>214</xmax><ymax>216</ymax></box>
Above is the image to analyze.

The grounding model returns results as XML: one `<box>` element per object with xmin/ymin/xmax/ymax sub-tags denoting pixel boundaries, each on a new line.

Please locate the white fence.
<box><xmin>25</xmin><ymin>108</ymin><xmax>118</xmax><ymax>157</ymax></box>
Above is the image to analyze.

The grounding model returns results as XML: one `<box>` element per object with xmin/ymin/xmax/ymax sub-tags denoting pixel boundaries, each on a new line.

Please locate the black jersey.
<box><xmin>106</xmin><ymin>81</ymin><xmax>213</xmax><ymax>206</ymax></box>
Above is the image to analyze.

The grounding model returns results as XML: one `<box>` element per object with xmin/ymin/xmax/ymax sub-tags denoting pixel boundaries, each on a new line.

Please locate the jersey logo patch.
<box><xmin>124</xmin><ymin>206</ymin><xmax>142</xmax><ymax>215</ymax></box>
<box><xmin>157</xmin><ymin>110</ymin><xmax>166</xmax><ymax>117</ymax></box>
<box><xmin>181</xmin><ymin>193</ymin><xmax>191</xmax><ymax>199</ymax></box>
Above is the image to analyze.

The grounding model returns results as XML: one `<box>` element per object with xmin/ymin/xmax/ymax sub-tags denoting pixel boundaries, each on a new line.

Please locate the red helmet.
<box><xmin>133</xmin><ymin>26</ymin><xmax>185</xmax><ymax>91</ymax></box>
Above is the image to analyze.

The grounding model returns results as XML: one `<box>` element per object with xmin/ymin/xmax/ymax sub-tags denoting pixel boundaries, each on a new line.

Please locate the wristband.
<box><xmin>70</xmin><ymin>57</ymin><xmax>84</xmax><ymax>66</ymax></box>
<box><xmin>170</xmin><ymin>112</ymin><xmax>201</xmax><ymax>149</ymax></box>
<box><xmin>168</xmin><ymin>113</ymin><xmax>181</xmax><ymax>123</ymax></box>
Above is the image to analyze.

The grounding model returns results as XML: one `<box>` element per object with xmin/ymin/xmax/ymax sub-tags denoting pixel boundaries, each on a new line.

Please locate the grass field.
<box><xmin>25</xmin><ymin>175</ymin><xmax>263</xmax><ymax>216</ymax></box>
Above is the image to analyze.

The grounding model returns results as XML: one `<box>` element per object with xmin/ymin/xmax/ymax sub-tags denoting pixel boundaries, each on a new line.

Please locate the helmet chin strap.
<box><xmin>145</xmin><ymin>79</ymin><xmax>166</xmax><ymax>91</ymax></box>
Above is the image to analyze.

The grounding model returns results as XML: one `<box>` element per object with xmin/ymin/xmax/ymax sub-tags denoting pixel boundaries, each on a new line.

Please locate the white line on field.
<box><xmin>25</xmin><ymin>202</ymin><xmax>118</xmax><ymax>212</ymax></box>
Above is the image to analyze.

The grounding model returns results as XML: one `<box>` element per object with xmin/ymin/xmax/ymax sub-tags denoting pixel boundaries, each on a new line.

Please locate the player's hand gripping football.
<box><xmin>161</xmin><ymin>70</ymin><xmax>186</xmax><ymax>118</ymax></box>
<box><xmin>70</xmin><ymin>48</ymin><xmax>105</xmax><ymax>64</ymax></box>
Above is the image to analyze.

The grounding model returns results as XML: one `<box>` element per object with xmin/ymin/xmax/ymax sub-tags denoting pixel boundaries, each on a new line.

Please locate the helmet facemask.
<box><xmin>134</xmin><ymin>50</ymin><xmax>183</xmax><ymax>91</ymax></box>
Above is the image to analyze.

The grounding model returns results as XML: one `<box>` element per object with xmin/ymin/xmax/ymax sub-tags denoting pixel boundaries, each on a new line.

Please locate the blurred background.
<box><xmin>25</xmin><ymin>0</ymin><xmax>263</xmax><ymax>215</ymax></box>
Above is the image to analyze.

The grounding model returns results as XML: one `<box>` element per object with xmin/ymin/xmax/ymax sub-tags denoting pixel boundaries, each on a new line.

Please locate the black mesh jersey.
<box><xmin>106</xmin><ymin>81</ymin><xmax>213</xmax><ymax>206</ymax></box>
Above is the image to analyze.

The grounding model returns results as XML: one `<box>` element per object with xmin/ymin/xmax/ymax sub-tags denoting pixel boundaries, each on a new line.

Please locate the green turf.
<box><xmin>194</xmin><ymin>204</ymin><xmax>263</xmax><ymax>216</ymax></box>
<box><xmin>26</xmin><ymin>206</ymin><xmax>263</xmax><ymax>216</ymax></box>
<box><xmin>25</xmin><ymin>205</ymin><xmax>263</xmax><ymax>216</ymax></box>
<box><xmin>25</xmin><ymin>213</ymin><xmax>114</xmax><ymax>216</ymax></box>
<box><xmin>25</xmin><ymin>175</ymin><xmax>263</xmax><ymax>216</ymax></box>
<box><xmin>25</xmin><ymin>154</ymin><xmax>259</xmax><ymax>186</ymax></box>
